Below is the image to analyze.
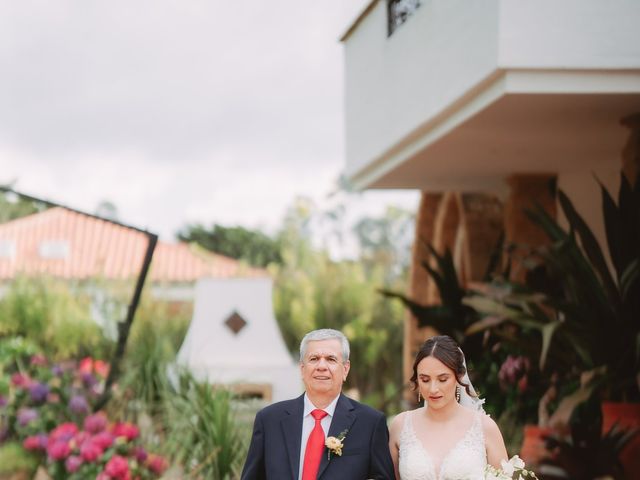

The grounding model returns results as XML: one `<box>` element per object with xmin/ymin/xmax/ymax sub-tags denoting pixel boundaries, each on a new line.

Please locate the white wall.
<box><xmin>499</xmin><ymin>0</ymin><xmax>640</xmax><ymax>69</ymax></box>
<box><xmin>344</xmin><ymin>0</ymin><xmax>500</xmax><ymax>177</ymax></box>
<box><xmin>343</xmin><ymin>0</ymin><xmax>640</xmax><ymax>183</ymax></box>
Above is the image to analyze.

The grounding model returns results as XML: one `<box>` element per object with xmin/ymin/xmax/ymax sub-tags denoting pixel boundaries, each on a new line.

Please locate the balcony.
<box><xmin>341</xmin><ymin>0</ymin><xmax>640</xmax><ymax>191</ymax></box>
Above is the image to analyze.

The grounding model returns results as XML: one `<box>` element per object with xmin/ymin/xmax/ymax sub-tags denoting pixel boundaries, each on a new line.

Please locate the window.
<box><xmin>0</xmin><ymin>240</ymin><xmax>16</xmax><ymax>259</ymax></box>
<box><xmin>39</xmin><ymin>240</ymin><xmax>70</xmax><ymax>259</ymax></box>
<box><xmin>388</xmin><ymin>0</ymin><xmax>422</xmax><ymax>36</ymax></box>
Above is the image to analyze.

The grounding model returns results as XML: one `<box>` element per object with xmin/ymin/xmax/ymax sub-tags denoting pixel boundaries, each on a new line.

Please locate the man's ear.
<box><xmin>342</xmin><ymin>360</ymin><xmax>350</xmax><ymax>381</ymax></box>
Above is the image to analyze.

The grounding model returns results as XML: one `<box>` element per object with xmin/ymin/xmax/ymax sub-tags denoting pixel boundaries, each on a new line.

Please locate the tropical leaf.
<box><xmin>556</xmin><ymin>190</ymin><xmax>620</xmax><ymax>307</ymax></box>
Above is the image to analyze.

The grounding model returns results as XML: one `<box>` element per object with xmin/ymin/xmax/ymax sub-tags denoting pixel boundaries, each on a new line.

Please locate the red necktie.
<box><xmin>302</xmin><ymin>409</ymin><xmax>328</xmax><ymax>480</ymax></box>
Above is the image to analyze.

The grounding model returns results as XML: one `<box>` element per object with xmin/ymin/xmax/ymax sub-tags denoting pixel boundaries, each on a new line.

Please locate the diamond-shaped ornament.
<box><xmin>224</xmin><ymin>311</ymin><xmax>247</xmax><ymax>335</ymax></box>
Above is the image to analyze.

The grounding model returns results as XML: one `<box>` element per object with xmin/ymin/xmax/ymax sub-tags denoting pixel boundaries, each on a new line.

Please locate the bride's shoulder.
<box><xmin>479</xmin><ymin>412</ymin><xmax>503</xmax><ymax>440</ymax></box>
<box><xmin>389</xmin><ymin>409</ymin><xmax>414</xmax><ymax>436</ymax></box>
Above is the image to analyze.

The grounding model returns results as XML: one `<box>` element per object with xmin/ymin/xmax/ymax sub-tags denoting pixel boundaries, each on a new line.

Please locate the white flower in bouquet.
<box><xmin>485</xmin><ymin>455</ymin><xmax>538</xmax><ymax>480</ymax></box>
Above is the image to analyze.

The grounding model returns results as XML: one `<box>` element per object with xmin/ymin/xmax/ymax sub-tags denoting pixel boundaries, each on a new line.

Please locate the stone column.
<box><xmin>403</xmin><ymin>192</ymin><xmax>442</xmax><ymax>405</ymax></box>
<box><xmin>504</xmin><ymin>174</ymin><xmax>557</xmax><ymax>279</ymax></box>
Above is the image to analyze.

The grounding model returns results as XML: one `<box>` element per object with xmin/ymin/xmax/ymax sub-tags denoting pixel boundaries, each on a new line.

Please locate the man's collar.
<box><xmin>303</xmin><ymin>392</ymin><xmax>340</xmax><ymax>417</ymax></box>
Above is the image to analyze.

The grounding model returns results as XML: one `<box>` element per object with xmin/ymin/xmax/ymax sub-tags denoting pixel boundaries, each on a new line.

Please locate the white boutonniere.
<box><xmin>325</xmin><ymin>429</ymin><xmax>349</xmax><ymax>460</ymax></box>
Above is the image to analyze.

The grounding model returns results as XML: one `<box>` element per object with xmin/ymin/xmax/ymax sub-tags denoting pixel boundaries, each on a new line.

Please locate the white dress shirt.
<box><xmin>297</xmin><ymin>393</ymin><xmax>340</xmax><ymax>480</ymax></box>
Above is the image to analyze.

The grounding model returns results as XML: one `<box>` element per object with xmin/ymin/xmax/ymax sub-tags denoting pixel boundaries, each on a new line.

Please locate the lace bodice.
<box><xmin>398</xmin><ymin>410</ymin><xmax>486</xmax><ymax>480</ymax></box>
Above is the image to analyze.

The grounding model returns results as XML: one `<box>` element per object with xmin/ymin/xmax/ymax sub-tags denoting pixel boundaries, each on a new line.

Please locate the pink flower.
<box><xmin>94</xmin><ymin>360</ymin><xmax>110</xmax><ymax>378</ymax></box>
<box><xmin>49</xmin><ymin>423</ymin><xmax>78</xmax><ymax>443</ymax></box>
<box><xmin>80</xmin><ymin>440</ymin><xmax>103</xmax><ymax>462</ymax></box>
<box><xmin>105</xmin><ymin>455</ymin><xmax>131</xmax><ymax>480</ymax></box>
<box><xmin>65</xmin><ymin>455</ymin><xmax>83</xmax><ymax>473</ymax></box>
<box><xmin>112</xmin><ymin>422</ymin><xmax>139</xmax><ymax>441</ymax></box>
<box><xmin>91</xmin><ymin>431</ymin><xmax>115</xmax><ymax>450</ymax></box>
<box><xmin>84</xmin><ymin>412</ymin><xmax>108</xmax><ymax>433</ymax></box>
<box><xmin>147</xmin><ymin>454</ymin><xmax>169</xmax><ymax>475</ymax></box>
<box><xmin>96</xmin><ymin>473</ymin><xmax>111</xmax><ymax>480</ymax></box>
<box><xmin>79</xmin><ymin>357</ymin><xmax>94</xmax><ymax>374</ymax></box>
<box><xmin>10</xmin><ymin>373</ymin><xmax>31</xmax><ymax>388</ymax></box>
<box><xmin>23</xmin><ymin>434</ymin><xmax>48</xmax><ymax>451</ymax></box>
<box><xmin>47</xmin><ymin>440</ymin><xmax>71</xmax><ymax>460</ymax></box>
<box><xmin>30</xmin><ymin>354</ymin><xmax>47</xmax><ymax>366</ymax></box>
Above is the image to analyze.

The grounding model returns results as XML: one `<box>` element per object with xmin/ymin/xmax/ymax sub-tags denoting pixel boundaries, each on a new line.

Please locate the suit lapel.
<box><xmin>281</xmin><ymin>394</ymin><xmax>305</xmax><ymax>480</ymax></box>
<box><xmin>317</xmin><ymin>394</ymin><xmax>356</xmax><ymax>479</ymax></box>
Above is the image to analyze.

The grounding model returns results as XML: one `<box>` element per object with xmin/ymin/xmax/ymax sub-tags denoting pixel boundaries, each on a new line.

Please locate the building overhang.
<box><xmin>347</xmin><ymin>69</ymin><xmax>640</xmax><ymax>192</ymax></box>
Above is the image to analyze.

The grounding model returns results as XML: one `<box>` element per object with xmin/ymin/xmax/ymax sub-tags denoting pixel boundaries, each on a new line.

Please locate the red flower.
<box><xmin>94</xmin><ymin>359</ymin><xmax>110</xmax><ymax>378</ymax></box>
<box><xmin>23</xmin><ymin>434</ymin><xmax>47</xmax><ymax>451</ymax></box>
<box><xmin>79</xmin><ymin>357</ymin><xmax>94</xmax><ymax>374</ymax></box>
<box><xmin>79</xmin><ymin>357</ymin><xmax>110</xmax><ymax>378</ymax></box>
<box><xmin>112</xmin><ymin>422</ymin><xmax>139</xmax><ymax>441</ymax></box>
<box><xmin>146</xmin><ymin>454</ymin><xmax>169</xmax><ymax>475</ymax></box>
<box><xmin>47</xmin><ymin>440</ymin><xmax>71</xmax><ymax>460</ymax></box>
<box><xmin>105</xmin><ymin>455</ymin><xmax>131</xmax><ymax>480</ymax></box>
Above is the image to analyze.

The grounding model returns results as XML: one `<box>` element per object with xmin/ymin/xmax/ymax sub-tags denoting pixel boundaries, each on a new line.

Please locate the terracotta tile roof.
<box><xmin>0</xmin><ymin>207</ymin><xmax>268</xmax><ymax>282</ymax></box>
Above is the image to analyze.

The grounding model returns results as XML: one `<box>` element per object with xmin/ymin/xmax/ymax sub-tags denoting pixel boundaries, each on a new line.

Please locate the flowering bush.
<box><xmin>485</xmin><ymin>455</ymin><xmax>538</xmax><ymax>480</ymax></box>
<box><xmin>1</xmin><ymin>344</ymin><xmax>167</xmax><ymax>479</ymax></box>
<box><xmin>24</xmin><ymin>413</ymin><xmax>168</xmax><ymax>480</ymax></box>
<box><xmin>1</xmin><ymin>349</ymin><xmax>108</xmax><ymax>444</ymax></box>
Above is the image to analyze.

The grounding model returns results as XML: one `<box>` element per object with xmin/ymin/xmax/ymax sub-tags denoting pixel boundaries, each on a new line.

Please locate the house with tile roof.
<box><xmin>0</xmin><ymin>206</ymin><xmax>300</xmax><ymax>402</ymax></box>
<box><xmin>0</xmin><ymin>206</ymin><xmax>267</xmax><ymax>301</ymax></box>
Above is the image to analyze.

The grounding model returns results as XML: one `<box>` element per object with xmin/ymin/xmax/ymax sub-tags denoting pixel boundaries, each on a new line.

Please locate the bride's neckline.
<box><xmin>408</xmin><ymin>409</ymin><xmax>480</xmax><ymax>479</ymax></box>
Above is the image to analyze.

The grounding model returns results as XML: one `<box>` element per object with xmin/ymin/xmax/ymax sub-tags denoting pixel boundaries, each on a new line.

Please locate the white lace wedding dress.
<box><xmin>398</xmin><ymin>410</ymin><xmax>486</xmax><ymax>480</ymax></box>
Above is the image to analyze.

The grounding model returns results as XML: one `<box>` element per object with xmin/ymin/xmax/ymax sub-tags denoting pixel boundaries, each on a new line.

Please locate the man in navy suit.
<box><xmin>241</xmin><ymin>329</ymin><xmax>395</xmax><ymax>480</ymax></box>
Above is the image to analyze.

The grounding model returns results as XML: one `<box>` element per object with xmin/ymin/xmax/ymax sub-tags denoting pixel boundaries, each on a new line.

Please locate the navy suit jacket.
<box><xmin>241</xmin><ymin>393</ymin><xmax>395</xmax><ymax>480</ymax></box>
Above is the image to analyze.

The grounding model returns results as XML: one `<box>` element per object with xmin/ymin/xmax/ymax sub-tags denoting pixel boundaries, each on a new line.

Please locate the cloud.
<box><xmin>0</xmin><ymin>0</ymin><xmax>416</xmax><ymax>241</ymax></box>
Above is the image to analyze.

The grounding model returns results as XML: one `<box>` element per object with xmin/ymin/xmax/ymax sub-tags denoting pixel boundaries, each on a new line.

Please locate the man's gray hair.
<box><xmin>299</xmin><ymin>329</ymin><xmax>350</xmax><ymax>363</ymax></box>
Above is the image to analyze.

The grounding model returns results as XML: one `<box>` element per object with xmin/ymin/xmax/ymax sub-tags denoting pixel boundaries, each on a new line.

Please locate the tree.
<box><xmin>176</xmin><ymin>223</ymin><xmax>282</xmax><ymax>267</ymax></box>
<box><xmin>0</xmin><ymin>186</ymin><xmax>46</xmax><ymax>223</ymax></box>
<box><xmin>271</xmin><ymin>197</ymin><xmax>409</xmax><ymax>414</ymax></box>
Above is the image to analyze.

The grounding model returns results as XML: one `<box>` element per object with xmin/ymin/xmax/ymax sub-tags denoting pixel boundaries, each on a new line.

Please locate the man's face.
<box><xmin>300</xmin><ymin>339</ymin><xmax>350</xmax><ymax>399</ymax></box>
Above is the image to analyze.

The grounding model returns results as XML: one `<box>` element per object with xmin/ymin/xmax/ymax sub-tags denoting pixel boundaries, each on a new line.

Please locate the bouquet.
<box><xmin>485</xmin><ymin>455</ymin><xmax>538</xmax><ymax>480</ymax></box>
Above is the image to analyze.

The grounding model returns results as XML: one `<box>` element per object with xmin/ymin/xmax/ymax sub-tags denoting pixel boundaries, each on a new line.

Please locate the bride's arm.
<box><xmin>482</xmin><ymin>414</ymin><xmax>509</xmax><ymax>468</ymax></box>
<box><xmin>388</xmin><ymin>412</ymin><xmax>404</xmax><ymax>480</ymax></box>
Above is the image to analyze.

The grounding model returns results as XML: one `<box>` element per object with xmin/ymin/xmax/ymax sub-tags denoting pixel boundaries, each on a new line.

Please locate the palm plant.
<box><xmin>379</xmin><ymin>244</ymin><xmax>477</xmax><ymax>345</ymax></box>
<box><xmin>465</xmin><ymin>171</ymin><xmax>640</xmax><ymax>429</ymax></box>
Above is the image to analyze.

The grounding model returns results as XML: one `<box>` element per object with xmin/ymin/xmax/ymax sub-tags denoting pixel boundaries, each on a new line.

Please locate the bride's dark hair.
<box><xmin>410</xmin><ymin>335</ymin><xmax>476</xmax><ymax>398</ymax></box>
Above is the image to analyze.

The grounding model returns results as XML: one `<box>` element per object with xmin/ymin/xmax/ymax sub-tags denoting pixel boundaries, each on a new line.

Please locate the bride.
<box><xmin>389</xmin><ymin>335</ymin><xmax>508</xmax><ymax>480</ymax></box>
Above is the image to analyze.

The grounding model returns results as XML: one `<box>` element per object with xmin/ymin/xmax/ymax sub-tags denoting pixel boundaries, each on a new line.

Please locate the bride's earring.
<box><xmin>417</xmin><ymin>391</ymin><xmax>421</xmax><ymax>403</ymax></box>
<box><xmin>455</xmin><ymin>386</ymin><xmax>461</xmax><ymax>403</ymax></box>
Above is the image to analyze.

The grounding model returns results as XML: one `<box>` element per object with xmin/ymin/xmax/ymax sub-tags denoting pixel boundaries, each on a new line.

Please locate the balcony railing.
<box><xmin>388</xmin><ymin>0</ymin><xmax>421</xmax><ymax>36</ymax></box>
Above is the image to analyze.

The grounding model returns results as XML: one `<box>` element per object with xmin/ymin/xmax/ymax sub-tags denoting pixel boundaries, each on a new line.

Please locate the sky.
<box><xmin>0</xmin><ymin>0</ymin><xmax>418</xmax><ymax>242</ymax></box>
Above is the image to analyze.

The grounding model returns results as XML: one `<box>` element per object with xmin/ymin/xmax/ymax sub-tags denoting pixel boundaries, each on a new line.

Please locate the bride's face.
<box><xmin>416</xmin><ymin>355</ymin><xmax>458</xmax><ymax>409</ymax></box>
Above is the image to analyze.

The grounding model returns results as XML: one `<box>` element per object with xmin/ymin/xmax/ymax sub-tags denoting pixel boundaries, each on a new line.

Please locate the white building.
<box><xmin>340</xmin><ymin>0</ymin><xmax>640</xmax><ymax>395</ymax></box>
<box><xmin>176</xmin><ymin>277</ymin><xmax>301</xmax><ymax>403</ymax></box>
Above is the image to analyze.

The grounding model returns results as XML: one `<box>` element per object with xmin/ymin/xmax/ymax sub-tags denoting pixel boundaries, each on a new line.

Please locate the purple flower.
<box><xmin>133</xmin><ymin>445</ymin><xmax>147</xmax><ymax>462</ymax></box>
<box><xmin>0</xmin><ymin>395</ymin><xmax>7</xmax><ymax>408</ymax></box>
<box><xmin>29</xmin><ymin>382</ymin><xmax>50</xmax><ymax>403</ymax></box>
<box><xmin>51</xmin><ymin>365</ymin><xmax>64</xmax><ymax>377</ymax></box>
<box><xmin>17</xmin><ymin>408</ymin><xmax>39</xmax><ymax>426</ymax></box>
<box><xmin>68</xmin><ymin>395</ymin><xmax>90</xmax><ymax>415</ymax></box>
<box><xmin>81</xmin><ymin>372</ymin><xmax>97</xmax><ymax>388</ymax></box>
<box><xmin>498</xmin><ymin>355</ymin><xmax>530</xmax><ymax>386</ymax></box>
